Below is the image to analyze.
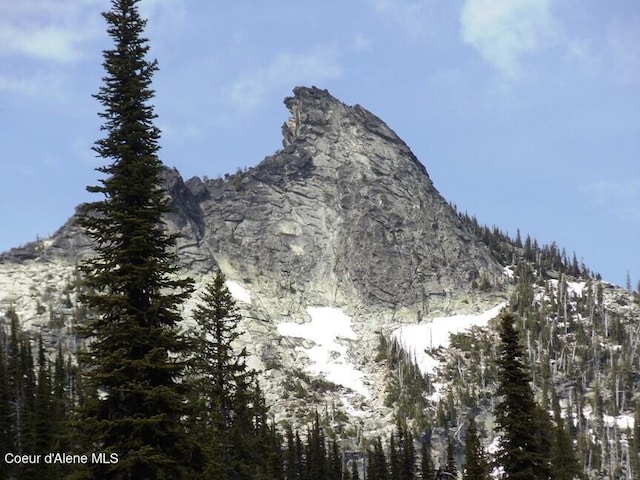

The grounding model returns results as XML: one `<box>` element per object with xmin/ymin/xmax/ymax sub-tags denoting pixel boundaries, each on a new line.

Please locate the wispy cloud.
<box><xmin>227</xmin><ymin>48</ymin><xmax>344</xmax><ymax>111</ymax></box>
<box><xmin>0</xmin><ymin>24</ymin><xmax>88</xmax><ymax>63</ymax></box>
<box><xmin>584</xmin><ymin>180</ymin><xmax>640</xmax><ymax>222</ymax></box>
<box><xmin>460</xmin><ymin>0</ymin><xmax>559</xmax><ymax>78</ymax></box>
<box><xmin>587</xmin><ymin>180</ymin><xmax>640</xmax><ymax>205</ymax></box>
<box><xmin>0</xmin><ymin>1</ymin><xmax>101</xmax><ymax>63</ymax></box>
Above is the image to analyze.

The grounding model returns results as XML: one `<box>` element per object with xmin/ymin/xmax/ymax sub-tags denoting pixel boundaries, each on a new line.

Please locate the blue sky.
<box><xmin>1</xmin><ymin>0</ymin><xmax>638</xmax><ymax>288</ymax></box>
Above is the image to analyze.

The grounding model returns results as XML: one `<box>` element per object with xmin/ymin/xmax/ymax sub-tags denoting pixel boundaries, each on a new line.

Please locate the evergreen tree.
<box><xmin>187</xmin><ymin>270</ymin><xmax>262</xmax><ymax>479</ymax></box>
<box><xmin>420</xmin><ymin>440</ymin><xmax>435</xmax><ymax>480</ymax></box>
<box><xmin>328</xmin><ymin>436</ymin><xmax>343</xmax><ymax>480</ymax></box>
<box><xmin>0</xmin><ymin>325</ymin><xmax>10</xmax><ymax>480</ymax></box>
<box><xmin>494</xmin><ymin>311</ymin><xmax>551</xmax><ymax>479</ymax></box>
<box><xmin>389</xmin><ymin>431</ymin><xmax>400</xmax><ymax>480</ymax></box>
<box><xmin>350</xmin><ymin>458</ymin><xmax>360</xmax><ymax>480</ymax></box>
<box><xmin>306</xmin><ymin>412</ymin><xmax>328</xmax><ymax>480</ymax></box>
<box><xmin>444</xmin><ymin>437</ymin><xmax>458</xmax><ymax>479</ymax></box>
<box><xmin>367</xmin><ymin>438</ymin><xmax>388</xmax><ymax>480</ymax></box>
<box><xmin>394</xmin><ymin>418</ymin><xmax>415</xmax><ymax>480</ymax></box>
<box><xmin>631</xmin><ymin>404</ymin><xmax>640</xmax><ymax>478</ymax></box>
<box><xmin>76</xmin><ymin>0</ymin><xmax>194</xmax><ymax>477</ymax></box>
<box><xmin>463</xmin><ymin>417</ymin><xmax>489</xmax><ymax>480</ymax></box>
<box><xmin>283</xmin><ymin>424</ymin><xmax>298</xmax><ymax>480</ymax></box>
<box><xmin>548</xmin><ymin>401</ymin><xmax>580</xmax><ymax>480</ymax></box>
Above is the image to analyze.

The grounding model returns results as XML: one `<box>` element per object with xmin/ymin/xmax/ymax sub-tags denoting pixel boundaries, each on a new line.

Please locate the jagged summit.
<box><xmin>2</xmin><ymin>86</ymin><xmax>503</xmax><ymax>311</ymax></box>
<box><xmin>228</xmin><ymin>86</ymin><xmax>502</xmax><ymax>308</ymax></box>
<box><xmin>281</xmin><ymin>86</ymin><xmax>428</xmax><ymax>176</ymax></box>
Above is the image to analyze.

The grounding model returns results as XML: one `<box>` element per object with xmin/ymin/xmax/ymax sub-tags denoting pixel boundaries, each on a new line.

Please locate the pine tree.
<box><xmin>631</xmin><ymin>404</ymin><xmax>640</xmax><ymax>478</ymax></box>
<box><xmin>420</xmin><ymin>440</ymin><xmax>435</xmax><ymax>480</ymax></box>
<box><xmin>444</xmin><ymin>437</ymin><xmax>458</xmax><ymax>479</ymax></box>
<box><xmin>350</xmin><ymin>458</ymin><xmax>360</xmax><ymax>480</ymax></box>
<box><xmin>75</xmin><ymin>0</ymin><xmax>194</xmax><ymax>477</ymax></box>
<box><xmin>463</xmin><ymin>417</ymin><xmax>489</xmax><ymax>480</ymax></box>
<box><xmin>306</xmin><ymin>412</ymin><xmax>328</xmax><ymax>480</ymax></box>
<box><xmin>0</xmin><ymin>325</ymin><xmax>10</xmax><ymax>480</ymax></box>
<box><xmin>494</xmin><ymin>311</ymin><xmax>551</xmax><ymax>479</ymax></box>
<box><xmin>284</xmin><ymin>424</ymin><xmax>298</xmax><ymax>480</ymax></box>
<box><xmin>367</xmin><ymin>438</ymin><xmax>388</xmax><ymax>480</ymax></box>
<box><xmin>187</xmin><ymin>270</ymin><xmax>266</xmax><ymax>479</ymax></box>
<box><xmin>393</xmin><ymin>417</ymin><xmax>415</xmax><ymax>480</ymax></box>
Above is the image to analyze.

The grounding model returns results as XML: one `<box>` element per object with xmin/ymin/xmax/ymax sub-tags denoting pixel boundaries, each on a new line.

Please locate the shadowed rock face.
<box><xmin>5</xmin><ymin>86</ymin><xmax>502</xmax><ymax>311</ymax></box>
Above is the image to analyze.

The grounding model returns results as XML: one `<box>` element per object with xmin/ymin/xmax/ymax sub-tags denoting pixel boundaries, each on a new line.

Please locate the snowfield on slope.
<box><xmin>225</xmin><ymin>280</ymin><xmax>252</xmax><ymax>304</ymax></box>
<box><xmin>391</xmin><ymin>302</ymin><xmax>507</xmax><ymax>377</ymax></box>
<box><xmin>277</xmin><ymin>307</ymin><xmax>370</xmax><ymax>397</ymax></box>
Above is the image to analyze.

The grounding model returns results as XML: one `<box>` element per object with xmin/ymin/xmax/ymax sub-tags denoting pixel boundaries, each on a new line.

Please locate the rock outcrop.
<box><xmin>169</xmin><ymin>86</ymin><xmax>502</xmax><ymax>312</ymax></box>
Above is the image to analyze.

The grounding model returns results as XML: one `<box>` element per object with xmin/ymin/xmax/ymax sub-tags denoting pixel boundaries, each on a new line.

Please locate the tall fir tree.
<box><xmin>444</xmin><ymin>436</ymin><xmax>458</xmax><ymax>479</ymax></box>
<box><xmin>494</xmin><ymin>311</ymin><xmax>551</xmax><ymax>480</ymax></box>
<box><xmin>463</xmin><ymin>417</ymin><xmax>489</xmax><ymax>480</ymax></box>
<box><xmin>420</xmin><ymin>440</ymin><xmax>435</xmax><ymax>480</ymax></box>
<box><xmin>0</xmin><ymin>327</ymin><xmax>9</xmax><ymax>480</ymax></box>
<box><xmin>187</xmin><ymin>270</ymin><xmax>266</xmax><ymax>479</ymax></box>
<box><xmin>367</xmin><ymin>438</ymin><xmax>389</xmax><ymax>480</ymax></box>
<box><xmin>75</xmin><ymin>0</ymin><xmax>194</xmax><ymax>477</ymax></box>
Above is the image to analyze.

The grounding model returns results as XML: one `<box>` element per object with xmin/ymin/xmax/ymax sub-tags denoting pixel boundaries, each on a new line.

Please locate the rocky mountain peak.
<box><xmin>2</xmin><ymin>86</ymin><xmax>504</xmax><ymax>314</ymax></box>
<box><xmin>181</xmin><ymin>86</ymin><xmax>505</xmax><ymax>312</ymax></box>
<box><xmin>281</xmin><ymin>86</ymin><xmax>428</xmax><ymax>178</ymax></box>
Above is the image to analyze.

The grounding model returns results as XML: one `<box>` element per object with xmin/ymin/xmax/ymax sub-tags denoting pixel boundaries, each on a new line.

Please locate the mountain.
<box><xmin>21</xmin><ymin>86</ymin><xmax>502</xmax><ymax>307</ymax></box>
<box><xmin>1</xmin><ymin>86</ymin><xmax>639</xmax><ymax>477</ymax></box>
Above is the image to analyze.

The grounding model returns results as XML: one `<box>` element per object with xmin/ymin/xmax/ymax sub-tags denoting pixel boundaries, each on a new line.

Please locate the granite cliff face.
<box><xmin>0</xmin><ymin>86</ymin><xmax>508</xmax><ymax>432</ymax></box>
<box><xmin>25</xmin><ymin>86</ymin><xmax>502</xmax><ymax>311</ymax></box>
<box><xmin>166</xmin><ymin>86</ymin><xmax>501</xmax><ymax>312</ymax></box>
<box><xmin>204</xmin><ymin>87</ymin><xmax>501</xmax><ymax>310</ymax></box>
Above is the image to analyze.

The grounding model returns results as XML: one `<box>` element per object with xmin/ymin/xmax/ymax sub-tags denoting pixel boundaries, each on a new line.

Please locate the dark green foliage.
<box><xmin>494</xmin><ymin>311</ymin><xmax>552</xmax><ymax>479</ymax></box>
<box><xmin>391</xmin><ymin>418</ymin><xmax>415</xmax><ymax>480</ymax></box>
<box><xmin>381</xmin><ymin>335</ymin><xmax>432</xmax><ymax>430</ymax></box>
<box><xmin>75</xmin><ymin>0</ymin><xmax>194</xmax><ymax>477</ymax></box>
<box><xmin>367</xmin><ymin>438</ymin><xmax>388</xmax><ymax>480</ymax></box>
<box><xmin>0</xmin><ymin>310</ymin><xmax>74</xmax><ymax>480</ymax></box>
<box><xmin>443</xmin><ymin>436</ymin><xmax>458</xmax><ymax>479</ymax></box>
<box><xmin>187</xmin><ymin>271</ymin><xmax>274</xmax><ymax>479</ymax></box>
<box><xmin>549</xmin><ymin>418</ymin><xmax>581</xmax><ymax>480</ymax></box>
<box><xmin>420</xmin><ymin>440</ymin><xmax>435</xmax><ymax>480</ymax></box>
<box><xmin>463</xmin><ymin>417</ymin><xmax>489</xmax><ymax>480</ymax></box>
<box><xmin>350</xmin><ymin>458</ymin><xmax>360</xmax><ymax>480</ymax></box>
<box><xmin>457</xmin><ymin>211</ymin><xmax>591</xmax><ymax>279</ymax></box>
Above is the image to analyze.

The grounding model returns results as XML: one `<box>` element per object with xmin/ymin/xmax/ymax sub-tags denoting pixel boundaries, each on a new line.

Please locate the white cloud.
<box><xmin>460</xmin><ymin>0</ymin><xmax>559</xmax><ymax>78</ymax></box>
<box><xmin>0</xmin><ymin>1</ymin><xmax>101</xmax><ymax>63</ymax></box>
<box><xmin>228</xmin><ymin>48</ymin><xmax>343</xmax><ymax>111</ymax></box>
<box><xmin>0</xmin><ymin>24</ymin><xmax>87</xmax><ymax>63</ymax></box>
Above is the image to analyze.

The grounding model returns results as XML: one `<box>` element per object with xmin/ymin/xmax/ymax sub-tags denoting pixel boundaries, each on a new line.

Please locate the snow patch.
<box><xmin>567</xmin><ymin>281</ymin><xmax>586</xmax><ymax>297</ymax></box>
<box><xmin>277</xmin><ymin>307</ymin><xmax>369</xmax><ymax>397</ymax></box>
<box><xmin>225</xmin><ymin>280</ymin><xmax>252</xmax><ymax>304</ymax></box>
<box><xmin>391</xmin><ymin>302</ymin><xmax>507</xmax><ymax>377</ymax></box>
